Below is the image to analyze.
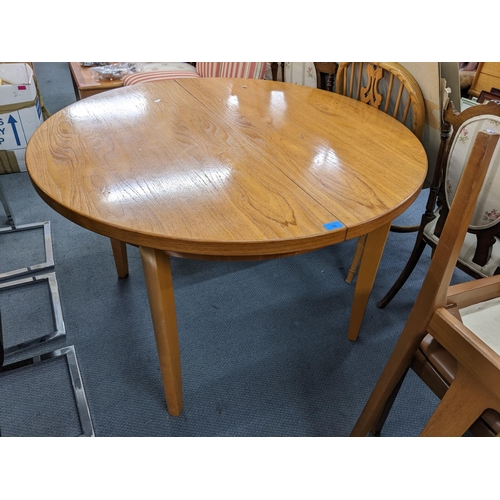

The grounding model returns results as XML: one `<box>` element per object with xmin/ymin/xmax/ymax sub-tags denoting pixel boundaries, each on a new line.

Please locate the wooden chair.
<box><xmin>270</xmin><ymin>62</ymin><xmax>285</xmax><ymax>82</ymax></box>
<box><xmin>377</xmin><ymin>99</ymin><xmax>500</xmax><ymax>309</ymax></box>
<box><xmin>313</xmin><ymin>63</ymin><xmax>338</xmax><ymax>92</ymax></box>
<box><xmin>351</xmin><ymin>130</ymin><xmax>500</xmax><ymax>437</ymax></box>
<box><xmin>335</xmin><ymin>63</ymin><xmax>426</xmax><ymax>284</ymax></box>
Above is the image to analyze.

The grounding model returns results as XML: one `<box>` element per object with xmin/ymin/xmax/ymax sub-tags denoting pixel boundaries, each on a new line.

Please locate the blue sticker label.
<box><xmin>323</xmin><ymin>221</ymin><xmax>344</xmax><ymax>231</ymax></box>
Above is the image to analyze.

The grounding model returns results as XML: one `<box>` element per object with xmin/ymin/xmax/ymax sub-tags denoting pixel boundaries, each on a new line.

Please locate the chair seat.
<box><xmin>136</xmin><ymin>62</ymin><xmax>198</xmax><ymax>73</ymax></box>
<box><xmin>424</xmin><ymin>212</ymin><xmax>500</xmax><ymax>277</ymax></box>
<box><xmin>123</xmin><ymin>70</ymin><xmax>200</xmax><ymax>87</ymax></box>
<box><xmin>418</xmin><ymin>334</ymin><xmax>500</xmax><ymax>435</ymax></box>
<box><xmin>460</xmin><ymin>296</ymin><xmax>500</xmax><ymax>355</ymax></box>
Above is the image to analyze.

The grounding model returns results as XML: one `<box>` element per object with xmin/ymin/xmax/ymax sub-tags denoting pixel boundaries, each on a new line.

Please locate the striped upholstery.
<box><xmin>123</xmin><ymin>62</ymin><xmax>268</xmax><ymax>87</ymax></box>
<box><xmin>122</xmin><ymin>70</ymin><xmax>200</xmax><ymax>86</ymax></box>
<box><xmin>195</xmin><ymin>62</ymin><xmax>223</xmax><ymax>77</ymax></box>
<box><xmin>220</xmin><ymin>62</ymin><xmax>267</xmax><ymax>79</ymax></box>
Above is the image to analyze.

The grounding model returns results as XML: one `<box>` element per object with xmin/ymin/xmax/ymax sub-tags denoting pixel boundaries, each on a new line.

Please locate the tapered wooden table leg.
<box><xmin>140</xmin><ymin>246</ymin><xmax>183</xmax><ymax>416</ymax></box>
<box><xmin>348</xmin><ymin>222</ymin><xmax>391</xmax><ymax>341</ymax></box>
<box><xmin>110</xmin><ymin>238</ymin><xmax>129</xmax><ymax>278</ymax></box>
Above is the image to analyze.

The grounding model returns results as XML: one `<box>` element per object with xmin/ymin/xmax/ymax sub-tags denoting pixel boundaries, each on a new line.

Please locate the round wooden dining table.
<box><xmin>26</xmin><ymin>77</ymin><xmax>427</xmax><ymax>416</ymax></box>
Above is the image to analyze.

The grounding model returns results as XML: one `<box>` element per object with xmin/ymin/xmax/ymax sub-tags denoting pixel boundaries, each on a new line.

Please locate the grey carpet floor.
<box><xmin>0</xmin><ymin>63</ymin><xmax>473</xmax><ymax>436</ymax></box>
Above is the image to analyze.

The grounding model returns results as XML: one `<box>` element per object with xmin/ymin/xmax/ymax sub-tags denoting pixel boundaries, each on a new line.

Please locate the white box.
<box><xmin>0</xmin><ymin>63</ymin><xmax>44</xmax><ymax>173</ymax></box>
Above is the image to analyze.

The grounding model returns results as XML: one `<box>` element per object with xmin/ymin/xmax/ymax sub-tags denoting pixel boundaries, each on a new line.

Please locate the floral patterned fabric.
<box><xmin>283</xmin><ymin>63</ymin><xmax>317</xmax><ymax>88</ymax></box>
<box><xmin>445</xmin><ymin>114</ymin><xmax>500</xmax><ymax>229</ymax></box>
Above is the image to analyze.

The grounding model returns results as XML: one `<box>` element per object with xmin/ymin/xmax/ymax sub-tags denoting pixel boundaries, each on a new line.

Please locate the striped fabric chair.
<box><xmin>123</xmin><ymin>62</ymin><xmax>267</xmax><ymax>86</ymax></box>
<box><xmin>218</xmin><ymin>62</ymin><xmax>267</xmax><ymax>79</ymax></box>
<box><xmin>122</xmin><ymin>62</ymin><xmax>200</xmax><ymax>86</ymax></box>
<box><xmin>195</xmin><ymin>62</ymin><xmax>223</xmax><ymax>77</ymax></box>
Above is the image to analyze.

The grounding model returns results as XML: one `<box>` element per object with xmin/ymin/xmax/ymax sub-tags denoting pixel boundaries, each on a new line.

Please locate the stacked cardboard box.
<box><xmin>0</xmin><ymin>63</ymin><xmax>44</xmax><ymax>173</ymax></box>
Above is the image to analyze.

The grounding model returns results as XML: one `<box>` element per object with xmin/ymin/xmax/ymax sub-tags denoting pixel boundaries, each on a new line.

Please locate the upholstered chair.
<box><xmin>378</xmin><ymin>98</ymin><xmax>500</xmax><ymax>308</ymax></box>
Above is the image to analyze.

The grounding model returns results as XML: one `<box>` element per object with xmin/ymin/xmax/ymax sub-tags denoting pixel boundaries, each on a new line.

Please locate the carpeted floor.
<box><xmin>0</xmin><ymin>62</ymin><xmax>472</xmax><ymax>437</ymax></box>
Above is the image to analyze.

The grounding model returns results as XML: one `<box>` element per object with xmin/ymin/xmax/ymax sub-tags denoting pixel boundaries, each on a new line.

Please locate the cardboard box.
<box><xmin>0</xmin><ymin>63</ymin><xmax>44</xmax><ymax>173</ymax></box>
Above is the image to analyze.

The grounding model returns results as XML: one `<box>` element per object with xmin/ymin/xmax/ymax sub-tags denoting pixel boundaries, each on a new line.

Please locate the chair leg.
<box><xmin>345</xmin><ymin>235</ymin><xmax>366</xmax><ymax>284</ymax></box>
<box><xmin>372</xmin><ymin>368</ymin><xmax>409</xmax><ymax>435</ymax></box>
<box><xmin>376</xmin><ymin>232</ymin><xmax>428</xmax><ymax>309</ymax></box>
<box><xmin>350</xmin><ymin>326</ymin><xmax>427</xmax><ymax>436</ymax></box>
<box><xmin>420</xmin><ymin>364</ymin><xmax>500</xmax><ymax>437</ymax></box>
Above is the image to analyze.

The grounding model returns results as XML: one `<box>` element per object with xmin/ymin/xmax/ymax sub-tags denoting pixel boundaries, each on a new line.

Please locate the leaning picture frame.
<box><xmin>478</xmin><ymin>89</ymin><xmax>500</xmax><ymax>103</ymax></box>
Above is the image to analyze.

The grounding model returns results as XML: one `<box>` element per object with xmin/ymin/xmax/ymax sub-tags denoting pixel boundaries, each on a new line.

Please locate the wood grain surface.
<box><xmin>27</xmin><ymin>78</ymin><xmax>427</xmax><ymax>259</ymax></box>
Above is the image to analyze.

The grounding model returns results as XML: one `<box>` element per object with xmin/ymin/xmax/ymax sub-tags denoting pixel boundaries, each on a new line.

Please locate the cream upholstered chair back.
<box><xmin>336</xmin><ymin>62</ymin><xmax>425</xmax><ymax>139</ymax></box>
<box><xmin>445</xmin><ymin>114</ymin><xmax>500</xmax><ymax>229</ymax></box>
<box><xmin>422</xmin><ymin>100</ymin><xmax>500</xmax><ymax>277</ymax></box>
<box><xmin>377</xmin><ymin>98</ymin><xmax>500</xmax><ymax>308</ymax></box>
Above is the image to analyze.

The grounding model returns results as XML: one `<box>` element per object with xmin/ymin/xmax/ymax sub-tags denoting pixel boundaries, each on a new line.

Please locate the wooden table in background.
<box><xmin>26</xmin><ymin>78</ymin><xmax>428</xmax><ymax>416</ymax></box>
<box><xmin>68</xmin><ymin>62</ymin><xmax>123</xmax><ymax>100</ymax></box>
<box><xmin>468</xmin><ymin>62</ymin><xmax>500</xmax><ymax>99</ymax></box>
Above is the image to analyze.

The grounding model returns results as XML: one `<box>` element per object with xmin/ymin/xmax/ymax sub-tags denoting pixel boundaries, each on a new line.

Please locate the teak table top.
<box><xmin>28</xmin><ymin>78</ymin><xmax>426</xmax><ymax>256</ymax></box>
<box><xmin>26</xmin><ymin>78</ymin><xmax>428</xmax><ymax>415</ymax></box>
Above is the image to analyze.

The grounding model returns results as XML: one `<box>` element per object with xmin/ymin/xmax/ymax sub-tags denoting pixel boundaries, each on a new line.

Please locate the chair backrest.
<box><xmin>429</xmin><ymin>100</ymin><xmax>500</xmax><ymax>268</ymax></box>
<box><xmin>218</xmin><ymin>62</ymin><xmax>267</xmax><ymax>79</ymax></box>
<box><xmin>196</xmin><ymin>62</ymin><xmax>267</xmax><ymax>79</ymax></box>
<box><xmin>444</xmin><ymin>104</ymin><xmax>500</xmax><ymax>230</ymax></box>
<box><xmin>195</xmin><ymin>62</ymin><xmax>223</xmax><ymax>78</ymax></box>
<box><xmin>402</xmin><ymin>130</ymin><xmax>500</xmax><ymax>350</ymax></box>
<box><xmin>313</xmin><ymin>62</ymin><xmax>338</xmax><ymax>92</ymax></box>
<box><xmin>335</xmin><ymin>62</ymin><xmax>425</xmax><ymax>139</ymax></box>
<box><xmin>351</xmin><ymin>130</ymin><xmax>500</xmax><ymax>437</ymax></box>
